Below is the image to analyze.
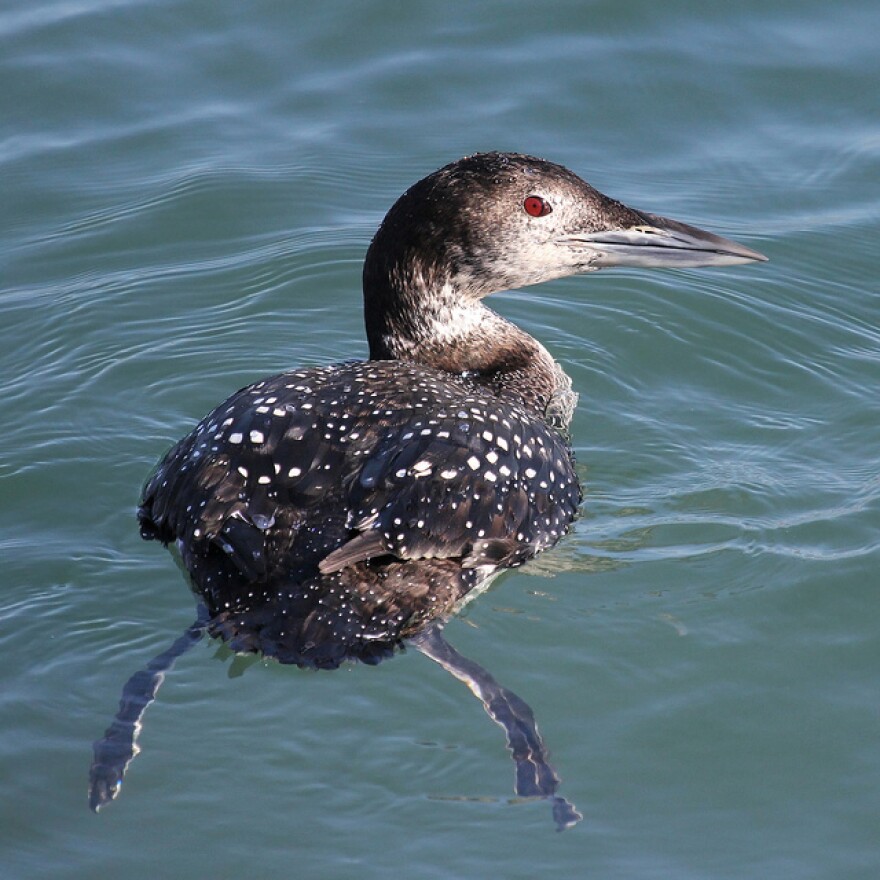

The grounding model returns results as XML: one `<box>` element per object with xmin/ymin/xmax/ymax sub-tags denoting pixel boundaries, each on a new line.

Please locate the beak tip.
<box><xmin>735</xmin><ymin>243</ymin><xmax>769</xmax><ymax>264</ymax></box>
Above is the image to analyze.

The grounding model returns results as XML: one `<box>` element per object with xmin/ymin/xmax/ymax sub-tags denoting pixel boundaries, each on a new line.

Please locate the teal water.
<box><xmin>2</xmin><ymin>1</ymin><xmax>878</xmax><ymax>877</ymax></box>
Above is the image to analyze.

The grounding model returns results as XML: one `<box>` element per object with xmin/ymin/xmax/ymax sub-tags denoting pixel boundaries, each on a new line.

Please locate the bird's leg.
<box><xmin>410</xmin><ymin>623</ymin><xmax>582</xmax><ymax>831</ymax></box>
<box><xmin>88</xmin><ymin>607</ymin><xmax>208</xmax><ymax>811</ymax></box>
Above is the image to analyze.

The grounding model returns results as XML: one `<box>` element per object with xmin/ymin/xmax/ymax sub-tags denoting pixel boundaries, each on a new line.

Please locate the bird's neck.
<box><xmin>363</xmin><ymin>267</ymin><xmax>575</xmax><ymax>427</ymax></box>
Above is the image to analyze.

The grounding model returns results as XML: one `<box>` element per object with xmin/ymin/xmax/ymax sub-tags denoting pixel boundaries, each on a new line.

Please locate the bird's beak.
<box><xmin>569</xmin><ymin>210</ymin><xmax>767</xmax><ymax>269</ymax></box>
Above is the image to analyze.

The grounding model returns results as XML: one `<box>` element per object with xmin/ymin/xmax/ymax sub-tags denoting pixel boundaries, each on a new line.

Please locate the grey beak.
<box><xmin>569</xmin><ymin>210</ymin><xmax>768</xmax><ymax>269</ymax></box>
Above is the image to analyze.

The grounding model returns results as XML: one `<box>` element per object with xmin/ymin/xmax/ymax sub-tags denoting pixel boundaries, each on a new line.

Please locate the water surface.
<box><xmin>2</xmin><ymin>1</ymin><xmax>878</xmax><ymax>878</ymax></box>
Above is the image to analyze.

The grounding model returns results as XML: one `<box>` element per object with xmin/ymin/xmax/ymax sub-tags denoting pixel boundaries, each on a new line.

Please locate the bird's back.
<box><xmin>138</xmin><ymin>359</ymin><xmax>581</xmax><ymax>667</ymax></box>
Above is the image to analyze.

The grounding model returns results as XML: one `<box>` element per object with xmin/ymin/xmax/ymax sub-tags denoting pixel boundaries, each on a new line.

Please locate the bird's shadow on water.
<box><xmin>88</xmin><ymin>609</ymin><xmax>581</xmax><ymax>831</ymax></box>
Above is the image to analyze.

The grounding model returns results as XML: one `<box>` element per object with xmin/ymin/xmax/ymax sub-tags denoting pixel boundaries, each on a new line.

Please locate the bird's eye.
<box><xmin>523</xmin><ymin>195</ymin><xmax>552</xmax><ymax>218</ymax></box>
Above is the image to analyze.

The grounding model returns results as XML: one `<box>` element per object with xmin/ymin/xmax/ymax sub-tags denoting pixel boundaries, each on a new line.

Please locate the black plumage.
<box><xmin>139</xmin><ymin>360</ymin><xmax>580</xmax><ymax>668</ymax></box>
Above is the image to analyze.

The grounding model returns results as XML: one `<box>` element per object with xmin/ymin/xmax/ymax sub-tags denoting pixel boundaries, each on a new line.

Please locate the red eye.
<box><xmin>523</xmin><ymin>195</ymin><xmax>552</xmax><ymax>217</ymax></box>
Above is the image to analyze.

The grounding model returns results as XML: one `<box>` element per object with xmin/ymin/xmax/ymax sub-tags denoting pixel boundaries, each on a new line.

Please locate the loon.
<box><xmin>90</xmin><ymin>152</ymin><xmax>766</xmax><ymax>826</ymax></box>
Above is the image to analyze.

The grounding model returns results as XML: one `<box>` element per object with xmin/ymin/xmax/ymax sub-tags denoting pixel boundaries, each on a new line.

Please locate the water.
<box><xmin>2</xmin><ymin>0</ymin><xmax>878</xmax><ymax>877</ymax></box>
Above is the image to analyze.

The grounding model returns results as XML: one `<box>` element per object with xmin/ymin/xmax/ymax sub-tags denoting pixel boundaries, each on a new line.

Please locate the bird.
<box><xmin>90</xmin><ymin>151</ymin><xmax>766</xmax><ymax>824</ymax></box>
